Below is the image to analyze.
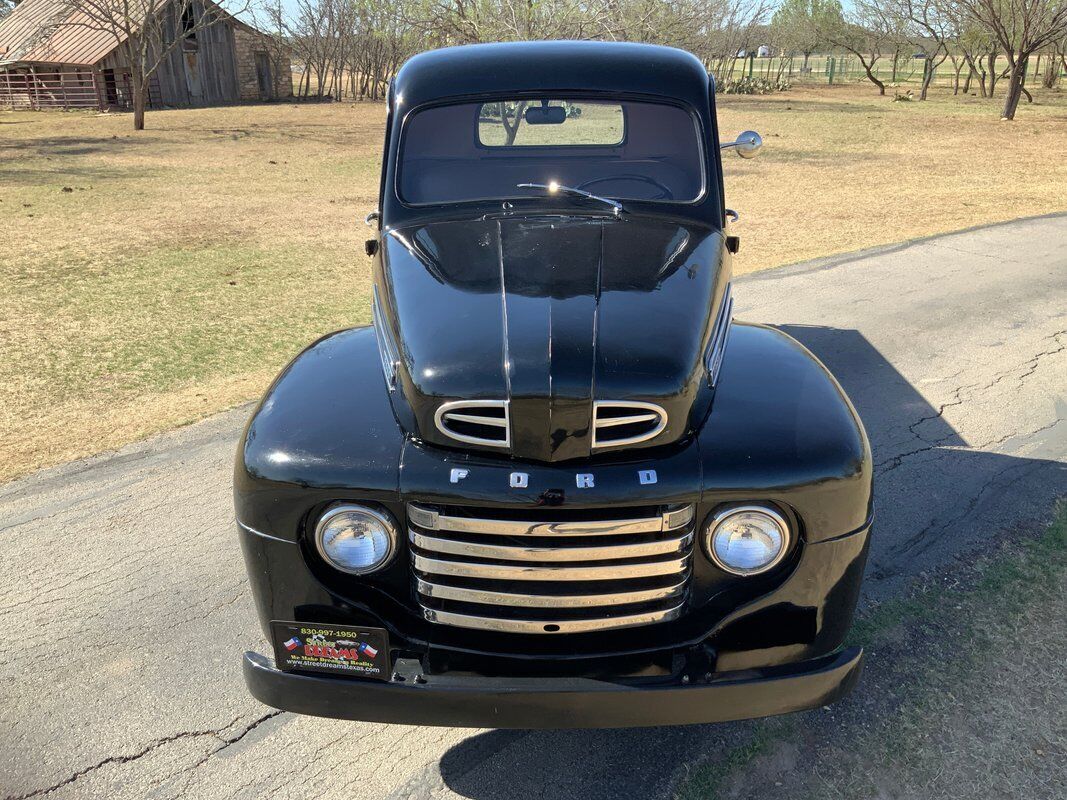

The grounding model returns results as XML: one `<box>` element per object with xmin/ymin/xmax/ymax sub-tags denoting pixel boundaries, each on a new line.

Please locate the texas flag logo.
<box><xmin>359</xmin><ymin>643</ymin><xmax>379</xmax><ymax>659</ymax></box>
<box><xmin>284</xmin><ymin>636</ymin><xmax>301</xmax><ymax>651</ymax></box>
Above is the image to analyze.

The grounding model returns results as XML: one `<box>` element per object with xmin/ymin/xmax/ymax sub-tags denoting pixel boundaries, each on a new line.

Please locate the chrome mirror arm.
<box><xmin>719</xmin><ymin>130</ymin><xmax>763</xmax><ymax>159</ymax></box>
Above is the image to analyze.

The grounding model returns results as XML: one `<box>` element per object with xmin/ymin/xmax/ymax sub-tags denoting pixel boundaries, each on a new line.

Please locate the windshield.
<box><xmin>398</xmin><ymin>98</ymin><xmax>704</xmax><ymax>206</ymax></box>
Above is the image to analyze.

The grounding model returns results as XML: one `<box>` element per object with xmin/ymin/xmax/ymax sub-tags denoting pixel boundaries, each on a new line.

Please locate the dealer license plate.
<box><xmin>271</xmin><ymin>621</ymin><xmax>390</xmax><ymax>680</ymax></box>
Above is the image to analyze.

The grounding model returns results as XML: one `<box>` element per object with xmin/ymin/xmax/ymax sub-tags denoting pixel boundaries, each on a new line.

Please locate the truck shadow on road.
<box><xmin>406</xmin><ymin>324</ymin><xmax>1065</xmax><ymax>800</ymax></box>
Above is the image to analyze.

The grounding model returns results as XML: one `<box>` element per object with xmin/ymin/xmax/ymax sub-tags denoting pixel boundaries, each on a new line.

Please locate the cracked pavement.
<box><xmin>1</xmin><ymin>214</ymin><xmax>1065</xmax><ymax>799</ymax></box>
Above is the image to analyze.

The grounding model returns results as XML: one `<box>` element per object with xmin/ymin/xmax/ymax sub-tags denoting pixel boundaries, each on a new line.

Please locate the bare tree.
<box><xmin>952</xmin><ymin>15</ymin><xmax>996</xmax><ymax>95</ymax></box>
<box><xmin>343</xmin><ymin>0</ymin><xmax>419</xmax><ymax>100</ymax></box>
<box><xmin>887</xmin><ymin>0</ymin><xmax>953</xmax><ymax>99</ymax></box>
<box><xmin>695</xmin><ymin>0</ymin><xmax>775</xmax><ymax>81</ymax></box>
<box><xmin>50</xmin><ymin>0</ymin><xmax>250</xmax><ymax>129</ymax></box>
<box><xmin>771</xmin><ymin>0</ymin><xmax>838</xmax><ymax>72</ymax></box>
<box><xmin>1042</xmin><ymin>36</ymin><xmax>1066</xmax><ymax>85</ymax></box>
<box><xmin>821</xmin><ymin>0</ymin><xmax>907</xmax><ymax>94</ymax></box>
<box><xmin>953</xmin><ymin>0</ymin><xmax>1067</xmax><ymax>118</ymax></box>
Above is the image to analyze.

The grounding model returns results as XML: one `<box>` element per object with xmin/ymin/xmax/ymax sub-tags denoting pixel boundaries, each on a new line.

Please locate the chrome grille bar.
<box><xmin>415</xmin><ymin>578</ymin><xmax>687</xmax><ymax>608</ymax></box>
<box><xmin>413</xmin><ymin>553</ymin><xmax>690</xmax><ymax>581</ymax></box>
<box><xmin>409</xmin><ymin>530</ymin><xmax>693</xmax><ymax>562</ymax></box>
<box><xmin>407</xmin><ymin>503</ymin><xmax>693</xmax><ymax>536</ymax></box>
<box><xmin>409</xmin><ymin>503</ymin><xmax>696</xmax><ymax>634</ymax></box>
<box><xmin>423</xmin><ymin>605</ymin><xmax>685</xmax><ymax>634</ymax></box>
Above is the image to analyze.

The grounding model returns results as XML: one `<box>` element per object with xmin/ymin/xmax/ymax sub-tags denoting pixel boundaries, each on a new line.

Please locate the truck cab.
<box><xmin>237</xmin><ymin>41</ymin><xmax>873</xmax><ymax>728</ymax></box>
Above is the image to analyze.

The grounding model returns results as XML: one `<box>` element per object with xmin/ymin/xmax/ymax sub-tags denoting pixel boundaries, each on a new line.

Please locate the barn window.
<box><xmin>181</xmin><ymin>3</ymin><xmax>198</xmax><ymax>41</ymax></box>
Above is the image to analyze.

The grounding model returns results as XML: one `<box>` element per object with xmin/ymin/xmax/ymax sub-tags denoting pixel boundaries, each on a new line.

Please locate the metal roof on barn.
<box><xmin>0</xmin><ymin>0</ymin><xmax>129</xmax><ymax>66</ymax></box>
<box><xmin>0</xmin><ymin>0</ymin><xmax>264</xmax><ymax>68</ymax></box>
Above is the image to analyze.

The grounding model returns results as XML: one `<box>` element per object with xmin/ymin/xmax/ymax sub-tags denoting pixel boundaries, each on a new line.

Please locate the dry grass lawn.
<box><xmin>2</xmin><ymin>84</ymin><xmax>1066</xmax><ymax>482</ymax></box>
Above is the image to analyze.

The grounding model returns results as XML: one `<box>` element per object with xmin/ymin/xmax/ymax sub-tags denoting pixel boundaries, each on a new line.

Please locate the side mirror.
<box><xmin>719</xmin><ymin>130</ymin><xmax>762</xmax><ymax>159</ymax></box>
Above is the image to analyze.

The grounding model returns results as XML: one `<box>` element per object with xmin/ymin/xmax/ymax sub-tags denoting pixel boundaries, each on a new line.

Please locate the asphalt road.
<box><xmin>2</xmin><ymin>214</ymin><xmax>1065</xmax><ymax>800</ymax></box>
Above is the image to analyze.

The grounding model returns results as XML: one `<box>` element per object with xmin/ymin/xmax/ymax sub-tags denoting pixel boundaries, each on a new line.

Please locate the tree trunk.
<box><xmin>131</xmin><ymin>71</ymin><xmax>146</xmax><ymax>131</ymax></box>
<box><xmin>987</xmin><ymin>51</ymin><xmax>999</xmax><ymax>96</ymax></box>
<box><xmin>857</xmin><ymin>55</ymin><xmax>885</xmax><ymax>95</ymax></box>
<box><xmin>501</xmin><ymin>101</ymin><xmax>528</xmax><ymax>145</ymax></box>
<box><xmin>919</xmin><ymin>59</ymin><xmax>934</xmax><ymax>100</ymax></box>
<box><xmin>1043</xmin><ymin>52</ymin><xmax>1059</xmax><ymax>88</ymax></box>
<box><xmin>1000</xmin><ymin>61</ymin><xmax>1026</xmax><ymax>120</ymax></box>
<box><xmin>802</xmin><ymin>51</ymin><xmax>810</xmax><ymax>71</ymax></box>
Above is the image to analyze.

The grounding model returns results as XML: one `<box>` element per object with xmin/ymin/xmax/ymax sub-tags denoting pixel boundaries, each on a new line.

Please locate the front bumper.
<box><xmin>243</xmin><ymin>645</ymin><xmax>863</xmax><ymax>729</ymax></box>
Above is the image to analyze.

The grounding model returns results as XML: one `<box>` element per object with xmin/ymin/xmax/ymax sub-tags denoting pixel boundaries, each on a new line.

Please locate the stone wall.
<box><xmin>232</xmin><ymin>25</ymin><xmax>292</xmax><ymax>101</ymax></box>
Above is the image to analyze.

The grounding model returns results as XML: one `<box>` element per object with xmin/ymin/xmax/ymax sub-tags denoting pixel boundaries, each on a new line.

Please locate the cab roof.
<box><xmin>391</xmin><ymin>41</ymin><xmax>713</xmax><ymax>111</ymax></box>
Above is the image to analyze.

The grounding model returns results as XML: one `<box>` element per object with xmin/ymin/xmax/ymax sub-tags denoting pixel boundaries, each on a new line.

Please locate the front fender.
<box><xmin>699</xmin><ymin>322</ymin><xmax>873</xmax><ymax>542</ymax></box>
<box><xmin>233</xmin><ymin>326</ymin><xmax>405</xmax><ymax>541</ymax></box>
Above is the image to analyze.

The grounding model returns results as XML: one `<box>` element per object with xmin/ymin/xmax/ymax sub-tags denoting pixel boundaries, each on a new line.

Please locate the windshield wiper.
<box><xmin>516</xmin><ymin>182</ymin><xmax>623</xmax><ymax>216</ymax></box>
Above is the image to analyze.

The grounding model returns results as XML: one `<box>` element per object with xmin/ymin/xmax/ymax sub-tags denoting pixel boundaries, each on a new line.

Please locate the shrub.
<box><xmin>720</xmin><ymin>77</ymin><xmax>791</xmax><ymax>95</ymax></box>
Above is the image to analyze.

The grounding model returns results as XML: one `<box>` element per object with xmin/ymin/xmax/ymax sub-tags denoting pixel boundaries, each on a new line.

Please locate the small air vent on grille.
<box><xmin>435</xmin><ymin>400</ymin><xmax>510</xmax><ymax>448</ymax></box>
<box><xmin>592</xmin><ymin>401</ymin><xmax>667</xmax><ymax>449</ymax></box>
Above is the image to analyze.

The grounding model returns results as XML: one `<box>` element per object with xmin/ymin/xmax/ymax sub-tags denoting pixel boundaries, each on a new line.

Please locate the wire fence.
<box><xmin>717</xmin><ymin>52</ymin><xmax>1066</xmax><ymax>89</ymax></box>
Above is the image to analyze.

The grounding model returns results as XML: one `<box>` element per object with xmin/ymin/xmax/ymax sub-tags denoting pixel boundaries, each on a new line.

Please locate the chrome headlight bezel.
<box><xmin>314</xmin><ymin>504</ymin><xmax>398</xmax><ymax>576</ymax></box>
<box><xmin>704</xmin><ymin>504</ymin><xmax>792</xmax><ymax>576</ymax></box>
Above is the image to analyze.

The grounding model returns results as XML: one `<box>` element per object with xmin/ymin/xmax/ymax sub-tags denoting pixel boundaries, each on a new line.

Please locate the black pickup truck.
<box><xmin>236</xmin><ymin>40</ymin><xmax>873</xmax><ymax>729</ymax></box>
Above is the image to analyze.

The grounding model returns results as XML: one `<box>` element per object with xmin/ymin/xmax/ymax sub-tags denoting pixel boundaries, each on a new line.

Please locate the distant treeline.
<box><xmin>256</xmin><ymin>0</ymin><xmax>1067</xmax><ymax>120</ymax></box>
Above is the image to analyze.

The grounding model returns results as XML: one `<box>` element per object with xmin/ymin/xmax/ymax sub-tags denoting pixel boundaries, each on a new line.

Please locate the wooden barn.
<box><xmin>0</xmin><ymin>0</ymin><xmax>292</xmax><ymax>110</ymax></box>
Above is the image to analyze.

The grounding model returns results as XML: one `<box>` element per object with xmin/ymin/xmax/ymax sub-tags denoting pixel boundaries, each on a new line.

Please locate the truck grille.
<box><xmin>407</xmin><ymin>503</ymin><xmax>695</xmax><ymax>634</ymax></box>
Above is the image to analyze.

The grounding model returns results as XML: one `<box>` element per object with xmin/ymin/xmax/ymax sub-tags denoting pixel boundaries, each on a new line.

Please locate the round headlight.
<box><xmin>705</xmin><ymin>506</ymin><xmax>791</xmax><ymax>576</ymax></box>
<box><xmin>314</xmin><ymin>505</ymin><xmax>397</xmax><ymax>575</ymax></box>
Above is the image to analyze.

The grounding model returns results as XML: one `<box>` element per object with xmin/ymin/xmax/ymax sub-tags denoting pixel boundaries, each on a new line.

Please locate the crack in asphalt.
<box><xmin>979</xmin><ymin>415</ymin><xmax>1065</xmax><ymax>450</ymax></box>
<box><xmin>874</xmin><ymin>330</ymin><xmax>1066</xmax><ymax>477</ymax></box>
<box><xmin>871</xmin><ymin>456</ymin><xmax>1051</xmax><ymax>582</ymax></box>
<box><xmin>150</xmin><ymin>711</ymin><xmax>287</xmax><ymax>797</ymax></box>
<box><xmin>3</xmin><ymin>713</ymin><xmax>282</xmax><ymax>800</ymax></box>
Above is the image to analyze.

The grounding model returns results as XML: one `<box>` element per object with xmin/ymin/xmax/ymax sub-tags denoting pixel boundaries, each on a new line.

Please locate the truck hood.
<box><xmin>377</xmin><ymin>215</ymin><xmax>727</xmax><ymax>462</ymax></box>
